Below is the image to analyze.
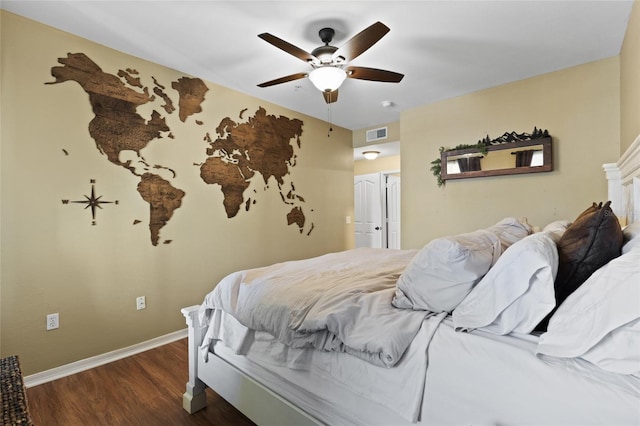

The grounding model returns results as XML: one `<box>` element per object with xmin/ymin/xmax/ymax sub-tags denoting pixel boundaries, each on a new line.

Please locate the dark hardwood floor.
<box><xmin>26</xmin><ymin>338</ymin><xmax>256</xmax><ymax>425</ymax></box>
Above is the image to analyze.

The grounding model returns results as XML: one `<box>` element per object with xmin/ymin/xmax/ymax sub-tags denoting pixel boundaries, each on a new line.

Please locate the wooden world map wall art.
<box><xmin>47</xmin><ymin>53</ymin><xmax>313</xmax><ymax>246</ymax></box>
<box><xmin>61</xmin><ymin>179</ymin><xmax>118</xmax><ymax>226</ymax></box>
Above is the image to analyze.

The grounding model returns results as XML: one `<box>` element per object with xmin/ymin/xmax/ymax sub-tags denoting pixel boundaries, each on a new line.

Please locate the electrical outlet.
<box><xmin>46</xmin><ymin>313</ymin><xmax>59</xmax><ymax>331</ymax></box>
<box><xmin>136</xmin><ymin>296</ymin><xmax>146</xmax><ymax>310</ymax></box>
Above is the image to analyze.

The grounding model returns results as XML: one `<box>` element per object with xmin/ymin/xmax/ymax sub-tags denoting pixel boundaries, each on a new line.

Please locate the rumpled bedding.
<box><xmin>199</xmin><ymin>248</ymin><xmax>435</xmax><ymax>368</ymax></box>
<box><xmin>207</xmin><ymin>310</ymin><xmax>447</xmax><ymax>423</ymax></box>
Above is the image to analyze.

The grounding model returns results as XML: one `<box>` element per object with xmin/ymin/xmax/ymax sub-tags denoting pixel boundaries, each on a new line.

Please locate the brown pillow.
<box><xmin>536</xmin><ymin>201</ymin><xmax>623</xmax><ymax>331</ymax></box>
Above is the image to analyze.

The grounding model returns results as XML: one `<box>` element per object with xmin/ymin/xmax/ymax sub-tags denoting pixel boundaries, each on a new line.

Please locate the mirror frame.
<box><xmin>440</xmin><ymin>137</ymin><xmax>552</xmax><ymax>182</ymax></box>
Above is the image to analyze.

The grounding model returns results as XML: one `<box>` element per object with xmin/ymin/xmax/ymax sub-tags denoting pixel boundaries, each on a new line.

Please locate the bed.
<box><xmin>181</xmin><ymin>135</ymin><xmax>640</xmax><ymax>426</ymax></box>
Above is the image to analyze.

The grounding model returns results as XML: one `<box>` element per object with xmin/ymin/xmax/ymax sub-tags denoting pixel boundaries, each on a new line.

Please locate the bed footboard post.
<box><xmin>181</xmin><ymin>305</ymin><xmax>208</xmax><ymax>414</ymax></box>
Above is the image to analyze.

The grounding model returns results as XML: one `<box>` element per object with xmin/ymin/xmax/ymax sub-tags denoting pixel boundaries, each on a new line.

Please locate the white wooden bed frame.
<box><xmin>604</xmin><ymin>135</ymin><xmax>640</xmax><ymax>226</ymax></box>
<box><xmin>181</xmin><ymin>135</ymin><xmax>640</xmax><ymax>426</ymax></box>
<box><xmin>180</xmin><ymin>306</ymin><xmax>320</xmax><ymax>425</ymax></box>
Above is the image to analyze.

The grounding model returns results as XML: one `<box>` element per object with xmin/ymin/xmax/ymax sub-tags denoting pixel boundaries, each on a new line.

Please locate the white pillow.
<box><xmin>489</xmin><ymin>217</ymin><xmax>533</xmax><ymax>249</ymax></box>
<box><xmin>578</xmin><ymin>317</ymin><xmax>640</xmax><ymax>374</ymax></box>
<box><xmin>622</xmin><ymin>221</ymin><xmax>640</xmax><ymax>254</ymax></box>
<box><xmin>542</xmin><ymin>219</ymin><xmax>571</xmax><ymax>242</ymax></box>
<box><xmin>452</xmin><ymin>231</ymin><xmax>558</xmax><ymax>335</ymax></box>
<box><xmin>622</xmin><ymin>236</ymin><xmax>640</xmax><ymax>254</ymax></box>
<box><xmin>392</xmin><ymin>229</ymin><xmax>500</xmax><ymax>313</ymax></box>
<box><xmin>536</xmin><ymin>248</ymin><xmax>640</xmax><ymax>375</ymax></box>
<box><xmin>623</xmin><ymin>220</ymin><xmax>640</xmax><ymax>241</ymax></box>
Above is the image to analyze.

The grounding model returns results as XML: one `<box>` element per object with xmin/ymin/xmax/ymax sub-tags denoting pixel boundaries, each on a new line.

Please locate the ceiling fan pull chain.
<box><xmin>327</xmin><ymin>103</ymin><xmax>333</xmax><ymax>137</ymax></box>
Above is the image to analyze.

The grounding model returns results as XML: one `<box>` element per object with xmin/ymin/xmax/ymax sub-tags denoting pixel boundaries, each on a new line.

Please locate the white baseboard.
<box><xmin>24</xmin><ymin>328</ymin><xmax>188</xmax><ymax>388</ymax></box>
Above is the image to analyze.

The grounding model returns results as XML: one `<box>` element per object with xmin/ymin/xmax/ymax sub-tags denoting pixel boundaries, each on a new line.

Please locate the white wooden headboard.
<box><xmin>604</xmin><ymin>134</ymin><xmax>640</xmax><ymax>226</ymax></box>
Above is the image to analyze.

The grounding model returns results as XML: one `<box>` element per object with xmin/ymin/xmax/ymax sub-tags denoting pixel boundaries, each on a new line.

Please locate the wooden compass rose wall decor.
<box><xmin>61</xmin><ymin>179</ymin><xmax>118</xmax><ymax>225</ymax></box>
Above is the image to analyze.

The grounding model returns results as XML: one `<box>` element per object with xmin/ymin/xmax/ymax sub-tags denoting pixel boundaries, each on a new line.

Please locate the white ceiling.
<box><xmin>2</xmin><ymin>1</ymin><xmax>633</xmax><ymax>132</ymax></box>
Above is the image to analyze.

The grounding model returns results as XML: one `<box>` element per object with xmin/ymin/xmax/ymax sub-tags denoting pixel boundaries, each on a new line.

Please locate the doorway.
<box><xmin>354</xmin><ymin>171</ymin><xmax>401</xmax><ymax>249</ymax></box>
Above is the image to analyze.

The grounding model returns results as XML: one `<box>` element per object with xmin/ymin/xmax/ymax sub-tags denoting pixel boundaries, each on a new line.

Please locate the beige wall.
<box><xmin>3</xmin><ymin>5</ymin><xmax>637</xmax><ymax>376</ymax></box>
<box><xmin>401</xmin><ymin>57</ymin><xmax>620</xmax><ymax>249</ymax></box>
<box><xmin>354</xmin><ymin>155</ymin><xmax>400</xmax><ymax>176</ymax></box>
<box><xmin>0</xmin><ymin>11</ymin><xmax>354</xmax><ymax>374</ymax></box>
<box><xmin>621</xmin><ymin>0</ymin><xmax>640</xmax><ymax>153</ymax></box>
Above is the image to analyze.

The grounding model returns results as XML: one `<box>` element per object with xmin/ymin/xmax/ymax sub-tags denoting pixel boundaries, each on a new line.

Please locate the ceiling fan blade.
<box><xmin>258</xmin><ymin>33</ymin><xmax>316</xmax><ymax>63</ymax></box>
<box><xmin>323</xmin><ymin>89</ymin><xmax>338</xmax><ymax>104</ymax></box>
<box><xmin>332</xmin><ymin>21</ymin><xmax>390</xmax><ymax>62</ymax></box>
<box><xmin>257</xmin><ymin>72</ymin><xmax>307</xmax><ymax>88</ymax></box>
<box><xmin>346</xmin><ymin>66</ymin><xmax>404</xmax><ymax>83</ymax></box>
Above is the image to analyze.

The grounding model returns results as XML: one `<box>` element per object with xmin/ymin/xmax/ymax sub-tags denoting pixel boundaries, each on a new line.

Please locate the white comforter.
<box><xmin>200</xmin><ymin>248</ymin><xmax>434</xmax><ymax>367</ymax></box>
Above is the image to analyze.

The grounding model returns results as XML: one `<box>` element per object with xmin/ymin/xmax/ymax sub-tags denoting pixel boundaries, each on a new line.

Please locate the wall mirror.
<box><xmin>440</xmin><ymin>137</ymin><xmax>552</xmax><ymax>182</ymax></box>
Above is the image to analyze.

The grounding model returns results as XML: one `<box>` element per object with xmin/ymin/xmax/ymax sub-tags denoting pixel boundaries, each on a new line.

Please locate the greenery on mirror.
<box><xmin>430</xmin><ymin>142</ymin><xmax>490</xmax><ymax>187</ymax></box>
<box><xmin>430</xmin><ymin>155</ymin><xmax>443</xmax><ymax>187</ymax></box>
<box><xmin>430</xmin><ymin>127</ymin><xmax>549</xmax><ymax>187</ymax></box>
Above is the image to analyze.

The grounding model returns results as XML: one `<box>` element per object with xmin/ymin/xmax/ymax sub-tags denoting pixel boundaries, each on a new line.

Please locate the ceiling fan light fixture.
<box><xmin>309</xmin><ymin>67</ymin><xmax>347</xmax><ymax>92</ymax></box>
<box><xmin>363</xmin><ymin>150</ymin><xmax>380</xmax><ymax>160</ymax></box>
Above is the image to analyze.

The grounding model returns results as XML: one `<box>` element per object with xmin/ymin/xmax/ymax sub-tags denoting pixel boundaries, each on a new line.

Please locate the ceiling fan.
<box><xmin>257</xmin><ymin>21</ymin><xmax>404</xmax><ymax>104</ymax></box>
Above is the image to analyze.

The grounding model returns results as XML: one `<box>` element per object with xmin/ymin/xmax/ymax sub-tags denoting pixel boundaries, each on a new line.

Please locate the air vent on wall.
<box><xmin>366</xmin><ymin>127</ymin><xmax>388</xmax><ymax>142</ymax></box>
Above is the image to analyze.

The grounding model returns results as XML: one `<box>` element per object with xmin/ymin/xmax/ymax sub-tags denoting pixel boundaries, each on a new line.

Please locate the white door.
<box><xmin>386</xmin><ymin>175</ymin><xmax>401</xmax><ymax>249</ymax></box>
<box><xmin>354</xmin><ymin>173</ymin><xmax>382</xmax><ymax>248</ymax></box>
